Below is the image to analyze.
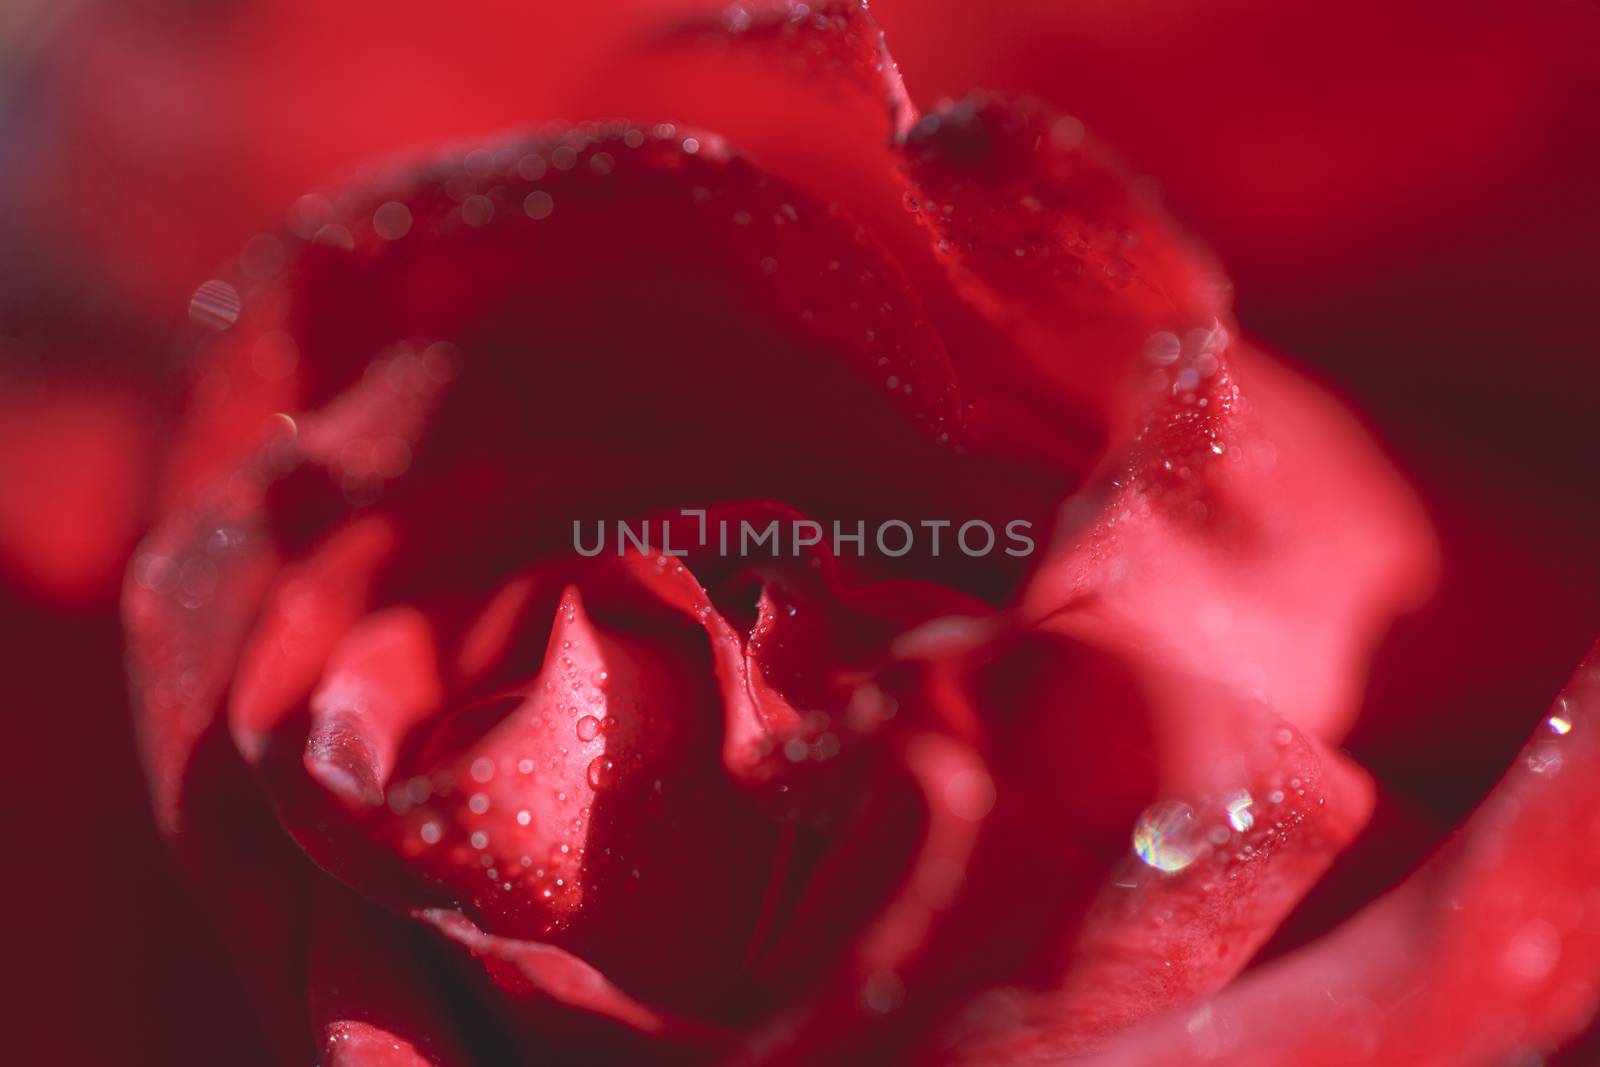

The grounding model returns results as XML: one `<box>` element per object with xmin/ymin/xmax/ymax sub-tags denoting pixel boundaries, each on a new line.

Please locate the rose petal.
<box><xmin>650</xmin><ymin>11</ymin><xmax>1233</xmax><ymax>476</ymax></box>
<box><xmin>625</xmin><ymin>550</ymin><xmax>806</xmax><ymax>783</ymax></box>
<box><xmin>713</xmin><ymin>632</ymin><xmax>1150</xmax><ymax>1066</ymax></box>
<box><xmin>929</xmin><ymin>658</ymin><xmax>1374</xmax><ymax>1064</ymax></box>
<box><xmin>1074</xmin><ymin>639</ymin><xmax>1600</xmax><ymax>1067</ymax></box>
<box><xmin>305</xmin><ymin>606</ymin><xmax>444</xmax><ymax>807</ymax></box>
<box><xmin>415</xmin><ymin>907</ymin><xmax>687</xmax><ymax>1036</ymax></box>
<box><xmin>125</xmin><ymin>507</ymin><xmax>277</xmax><ymax>832</ymax></box>
<box><xmin>230</xmin><ymin>514</ymin><xmax>398</xmax><ymax>763</ymax></box>
<box><xmin>159</xmin><ymin>121</ymin><xmax>1091</xmax><ymax>603</ymax></box>
<box><xmin>896</xmin><ymin>91</ymin><xmax>1228</xmax><ymax>448</ymax></box>
<box><xmin>1024</xmin><ymin>340</ymin><xmax>1436</xmax><ymax>741</ymax></box>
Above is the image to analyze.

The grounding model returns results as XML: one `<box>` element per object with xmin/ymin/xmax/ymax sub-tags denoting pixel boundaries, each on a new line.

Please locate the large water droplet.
<box><xmin>575</xmin><ymin>715</ymin><xmax>602</xmax><ymax>742</ymax></box>
<box><xmin>1133</xmin><ymin>800</ymin><xmax>1202</xmax><ymax>872</ymax></box>
<box><xmin>587</xmin><ymin>756</ymin><xmax>617</xmax><ymax>790</ymax></box>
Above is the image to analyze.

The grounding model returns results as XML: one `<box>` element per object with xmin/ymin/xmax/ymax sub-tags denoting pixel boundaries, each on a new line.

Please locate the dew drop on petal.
<box><xmin>1146</xmin><ymin>331</ymin><xmax>1182</xmax><ymax>366</ymax></box>
<box><xmin>863</xmin><ymin>972</ymin><xmax>905</xmax><ymax>1013</ymax></box>
<box><xmin>462</xmin><ymin>195</ymin><xmax>494</xmax><ymax>227</ymax></box>
<box><xmin>189</xmin><ymin>280</ymin><xmax>241</xmax><ymax>329</ymax></box>
<box><xmin>575</xmin><ymin>715</ymin><xmax>601</xmax><ymax>742</ymax></box>
<box><xmin>1133</xmin><ymin>800</ymin><xmax>1202</xmax><ymax>872</ymax></box>
<box><xmin>373</xmin><ymin>201</ymin><xmax>413</xmax><ymax>240</ymax></box>
<box><xmin>1225</xmin><ymin>788</ymin><xmax>1255</xmax><ymax>832</ymax></box>
<box><xmin>587</xmin><ymin>757</ymin><xmax>617</xmax><ymax>790</ymax></box>
<box><xmin>523</xmin><ymin>191</ymin><xmax>555</xmax><ymax>220</ymax></box>
<box><xmin>1526</xmin><ymin>741</ymin><xmax>1564</xmax><ymax>775</ymax></box>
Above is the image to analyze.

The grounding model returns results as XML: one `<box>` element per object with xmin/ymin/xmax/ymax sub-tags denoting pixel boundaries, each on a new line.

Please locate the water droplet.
<box><xmin>470</xmin><ymin>830</ymin><xmax>489</xmax><ymax>850</ymax></box>
<box><xmin>576</xmin><ymin>715</ymin><xmax>602</xmax><ymax>742</ymax></box>
<box><xmin>1133</xmin><ymin>801</ymin><xmax>1202</xmax><ymax>872</ymax></box>
<box><xmin>462</xmin><ymin>196</ymin><xmax>494</xmax><ymax>227</ymax></box>
<box><xmin>470</xmin><ymin>757</ymin><xmax>496</xmax><ymax>783</ymax></box>
<box><xmin>523</xmin><ymin>191</ymin><xmax>555</xmax><ymax>220</ymax></box>
<box><xmin>863</xmin><ymin>972</ymin><xmax>904</xmax><ymax>1013</ymax></box>
<box><xmin>1050</xmin><ymin>115</ymin><xmax>1086</xmax><ymax>150</ymax></box>
<box><xmin>373</xmin><ymin>201</ymin><xmax>413</xmax><ymax>240</ymax></box>
<box><xmin>517</xmin><ymin>153</ymin><xmax>548</xmax><ymax>181</ymax></box>
<box><xmin>1548</xmin><ymin>714</ymin><xmax>1573</xmax><ymax>736</ymax></box>
<box><xmin>1225</xmin><ymin>789</ymin><xmax>1255</xmax><ymax>832</ymax></box>
<box><xmin>468</xmin><ymin>793</ymin><xmax>490</xmax><ymax>815</ymax></box>
<box><xmin>587</xmin><ymin>756</ymin><xmax>617</xmax><ymax>789</ymax></box>
<box><xmin>419</xmin><ymin>821</ymin><xmax>442</xmax><ymax>845</ymax></box>
<box><xmin>189</xmin><ymin>280</ymin><xmax>241</xmax><ymax>330</ymax></box>
<box><xmin>1526</xmin><ymin>742</ymin><xmax>1564</xmax><ymax>775</ymax></box>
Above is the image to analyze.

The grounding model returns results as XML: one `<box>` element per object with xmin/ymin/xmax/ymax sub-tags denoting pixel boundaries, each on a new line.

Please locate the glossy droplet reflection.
<box><xmin>1133</xmin><ymin>800</ymin><xmax>1202</xmax><ymax>872</ymax></box>
<box><xmin>1225</xmin><ymin>788</ymin><xmax>1255</xmax><ymax>832</ymax></box>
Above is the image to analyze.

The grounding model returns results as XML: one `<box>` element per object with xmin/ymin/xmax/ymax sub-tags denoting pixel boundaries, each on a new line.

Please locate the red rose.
<box><xmin>5</xmin><ymin>2</ymin><xmax>1598</xmax><ymax>1066</ymax></box>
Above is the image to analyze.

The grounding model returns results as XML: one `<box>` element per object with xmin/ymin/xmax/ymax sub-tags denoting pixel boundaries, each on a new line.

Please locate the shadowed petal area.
<box><xmin>415</xmin><ymin>907</ymin><xmax>721</xmax><ymax>1041</ymax></box>
<box><xmin>310</xmin><ymin>887</ymin><xmax>474</xmax><ymax>1067</ymax></box>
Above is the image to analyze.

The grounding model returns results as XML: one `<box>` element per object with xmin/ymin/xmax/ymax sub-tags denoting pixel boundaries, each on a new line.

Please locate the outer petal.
<box><xmin>1023</xmin><ymin>339</ymin><xmax>1436</xmax><ymax>741</ymax></box>
<box><xmin>1076</xmin><ymin>639</ymin><xmax>1600</xmax><ymax>1067</ymax></box>
<box><xmin>925</xmin><ymin>653</ymin><xmax>1374</xmax><ymax>1064</ymax></box>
